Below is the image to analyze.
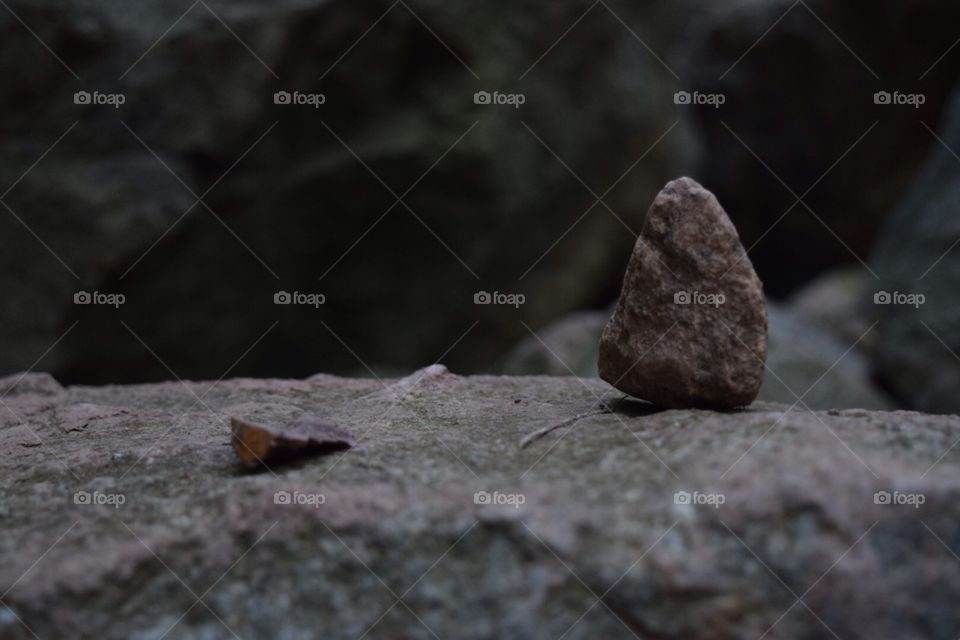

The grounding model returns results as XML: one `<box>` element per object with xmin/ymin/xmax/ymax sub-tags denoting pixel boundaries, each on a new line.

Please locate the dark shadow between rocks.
<box><xmin>605</xmin><ymin>396</ymin><xmax>757</xmax><ymax>416</ymax></box>
<box><xmin>604</xmin><ymin>397</ymin><xmax>663</xmax><ymax>418</ymax></box>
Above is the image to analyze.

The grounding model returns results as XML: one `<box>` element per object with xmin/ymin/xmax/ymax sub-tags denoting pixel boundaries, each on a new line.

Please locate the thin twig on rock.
<box><xmin>519</xmin><ymin>406</ymin><xmax>612</xmax><ymax>449</ymax></box>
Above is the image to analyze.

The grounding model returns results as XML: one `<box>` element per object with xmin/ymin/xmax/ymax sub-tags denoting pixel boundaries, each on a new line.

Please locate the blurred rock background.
<box><xmin>1</xmin><ymin>0</ymin><xmax>958</xmax><ymax>413</ymax></box>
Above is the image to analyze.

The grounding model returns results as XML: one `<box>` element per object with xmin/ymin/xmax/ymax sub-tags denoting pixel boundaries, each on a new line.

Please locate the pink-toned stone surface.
<box><xmin>1</xmin><ymin>370</ymin><xmax>959</xmax><ymax>639</ymax></box>
<box><xmin>600</xmin><ymin>178</ymin><xmax>768</xmax><ymax>409</ymax></box>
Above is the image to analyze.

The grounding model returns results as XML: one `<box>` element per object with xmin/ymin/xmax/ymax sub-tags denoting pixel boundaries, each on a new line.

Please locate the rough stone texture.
<box><xmin>2</xmin><ymin>370</ymin><xmax>960</xmax><ymax>639</ymax></box>
<box><xmin>682</xmin><ymin>0</ymin><xmax>960</xmax><ymax>295</ymax></box>
<box><xmin>599</xmin><ymin>178</ymin><xmax>767</xmax><ymax>409</ymax></box>
<box><xmin>0</xmin><ymin>0</ymin><xmax>687</xmax><ymax>383</ymax></box>
<box><xmin>870</xmin><ymin>86</ymin><xmax>960</xmax><ymax>414</ymax></box>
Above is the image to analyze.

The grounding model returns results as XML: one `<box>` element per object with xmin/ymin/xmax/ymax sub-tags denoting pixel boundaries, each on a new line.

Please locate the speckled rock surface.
<box><xmin>2</xmin><ymin>370</ymin><xmax>960</xmax><ymax>639</ymax></box>
<box><xmin>599</xmin><ymin>178</ymin><xmax>767</xmax><ymax>409</ymax></box>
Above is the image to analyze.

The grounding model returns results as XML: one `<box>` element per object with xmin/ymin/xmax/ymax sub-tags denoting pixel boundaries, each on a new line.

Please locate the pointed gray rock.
<box><xmin>599</xmin><ymin>177</ymin><xmax>767</xmax><ymax>409</ymax></box>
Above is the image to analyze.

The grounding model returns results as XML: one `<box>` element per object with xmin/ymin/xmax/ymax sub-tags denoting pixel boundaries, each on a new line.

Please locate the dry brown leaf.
<box><xmin>230</xmin><ymin>415</ymin><xmax>354</xmax><ymax>469</ymax></box>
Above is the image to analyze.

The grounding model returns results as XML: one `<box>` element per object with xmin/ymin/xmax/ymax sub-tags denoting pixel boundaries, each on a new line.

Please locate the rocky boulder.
<box><xmin>1</xmin><ymin>370</ymin><xmax>959</xmax><ymax>638</ymax></box>
<box><xmin>681</xmin><ymin>0</ymin><xmax>960</xmax><ymax>295</ymax></box>
<box><xmin>498</xmin><ymin>310</ymin><xmax>607</xmax><ymax>377</ymax></box>
<box><xmin>787</xmin><ymin>265</ymin><xmax>875</xmax><ymax>348</ymax></box>
<box><xmin>870</xmin><ymin>86</ymin><xmax>960</xmax><ymax>414</ymax></box>
<box><xmin>763</xmin><ymin>303</ymin><xmax>892</xmax><ymax>410</ymax></box>
<box><xmin>0</xmin><ymin>0</ymin><xmax>686</xmax><ymax>383</ymax></box>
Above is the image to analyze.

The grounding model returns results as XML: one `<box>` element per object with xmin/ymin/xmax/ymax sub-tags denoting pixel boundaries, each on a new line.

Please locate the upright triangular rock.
<box><xmin>598</xmin><ymin>177</ymin><xmax>767</xmax><ymax>409</ymax></box>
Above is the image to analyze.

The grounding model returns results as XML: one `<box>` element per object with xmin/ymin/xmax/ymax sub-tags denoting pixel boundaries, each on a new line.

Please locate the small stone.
<box><xmin>598</xmin><ymin>177</ymin><xmax>767</xmax><ymax>409</ymax></box>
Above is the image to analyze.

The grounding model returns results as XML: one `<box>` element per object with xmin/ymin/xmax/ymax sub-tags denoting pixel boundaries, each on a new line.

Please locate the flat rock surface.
<box><xmin>2</xmin><ymin>370</ymin><xmax>960</xmax><ymax>639</ymax></box>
